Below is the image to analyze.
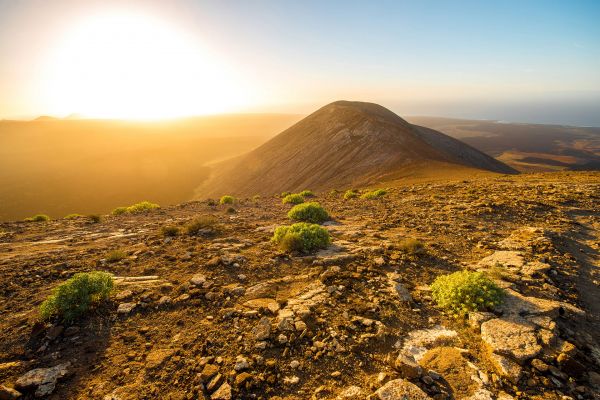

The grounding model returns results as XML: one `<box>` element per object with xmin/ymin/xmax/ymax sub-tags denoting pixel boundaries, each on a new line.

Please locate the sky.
<box><xmin>0</xmin><ymin>0</ymin><xmax>599</xmax><ymax>125</ymax></box>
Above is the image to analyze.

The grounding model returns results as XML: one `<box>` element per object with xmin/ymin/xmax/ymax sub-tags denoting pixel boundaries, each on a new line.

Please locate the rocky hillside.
<box><xmin>0</xmin><ymin>171</ymin><xmax>599</xmax><ymax>399</ymax></box>
<box><xmin>195</xmin><ymin>101</ymin><xmax>517</xmax><ymax>198</ymax></box>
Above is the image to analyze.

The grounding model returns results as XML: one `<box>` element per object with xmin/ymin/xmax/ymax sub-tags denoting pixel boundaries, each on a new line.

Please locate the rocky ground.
<box><xmin>0</xmin><ymin>171</ymin><xmax>599</xmax><ymax>400</ymax></box>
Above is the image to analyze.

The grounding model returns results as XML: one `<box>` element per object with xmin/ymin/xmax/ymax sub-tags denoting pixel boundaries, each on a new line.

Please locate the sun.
<box><xmin>41</xmin><ymin>11</ymin><xmax>249</xmax><ymax>120</ymax></box>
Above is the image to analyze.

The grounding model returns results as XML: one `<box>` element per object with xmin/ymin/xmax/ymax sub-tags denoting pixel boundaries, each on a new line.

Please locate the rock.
<box><xmin>283</xmin><ymin>376</ymin><xmax>300</xmax><ymax>385</ymax></box>
<box><xmin>235</xmin><ymin>372</ymin><xmax>252</xmax><ymax>386</ymax></box>
<box><xmin>464</xmin><ymin>389</ymin><xmax>495</xmax><ymax>400</ymax></box>
<box><xmin>480</xmin><ymin>318</ymin><xmax>541</xmax><ymax>363</ymax></box>
<box><xmin>157</xmin><ymin>296</ymin><xmax>172</xmax><ymax>306</ymax></box>
<box><xmin>243</xmin><ymin>298</ymin><xmax>280</xmax><ymax>314</ymax></box>
<box><xmin>489</xmin><ymin>353</ymin><xmax>522</xmax><ymax>384</ymax></box>
<box><xmin>589</xmin><ymin>371</ymin><xmax>600</xmax><ymax>389</ymax></box>
<box><xmin>319</xmin><ymin>266</ymin><xmax>341</xmax><ymax>281</ymax></box>
<box><xmin>200</xmin><ymin>364</ymin><xmax>219</xmax><ymax>382</ymax></box>
<box><xmin>531</xmin><ymin>358</ymin><xmax>549</xmax><ymax>372</ymax></box>
<box><xmin>394</xmin><ymin>354</ymin><xmax>422</xmax><ymax>379</ymax></box>
<box><xmin>190</xmin><ymin>274</ymin><xmax>207</xmax><ymax>286</ymax></box>
<box><xmin>233</xmin><ymin>356</ymin><xmax>249</xmax><ymax>371</ymax></box>
<box><xmin>478</xmin><ymin>251</ymin><xmax>524</xmax><ymax>269</ymax></box>
<box><xmin>114</xmin><ymin>290</ymin><xmax>133</xmax><ymax>301</ymax></box>
<box><xmin>374</xmin><ymin>379</ymin><xmax>431</xmax><ymax>400</ymax></box>
<box><xmin>392</xmin><ymin>282</ymin><xmax>412</xmax><ymax>302</ymax></box>
<box><xmin>206</xmin><ymin>373</ymin><xmax>223</xmax><ymax>392</ymax></box>
<box><xmin>0</xmin><ymin>385</ymin><xmax>21</xmax><ymax>400</ymax></box>
<box><xmin>400</xmin><ymin>326</ymin><xmax>458</xmax><ymax>361</ymax></box>
<box><xmin>337</xmin><ymin>386</ymin><xmax>366</xmax><ymax>399</ymax></box>
<box><xmin>251</xmin><ymin>317</ymin><xmax>271</xmax><ymax>341</ymax></box>
<box><xmin>117</xmin><ymin>302</ymin><xmax>136</xmax><ymax>315</ymax></box>
<box><xmin>45</xmin><ymin>325</ymin><xmax>63</xmax><ymax>341</ymax></box>
<box><xmin>468</xmin><ymin>311</ymin><xmax>495</xmax><ymax>329</ymax></box>
<box><xmin>497</xmin><ymin>289</ymin><xmax>561</xmax><ymax>318</ymax></box>
<box><xmin>15</xmin><ymin>362</ymin><xmax>70</xmax><ymax>397</ymax></box>
<box><xmin>145</xmin><ymin>349</ymin><xmax>174</xmax><ymax>370</ymax></box>
<box><xmin>211</xmin><ymin>382</ymin><xmax>231</xmax><ymax>400</ymax></box>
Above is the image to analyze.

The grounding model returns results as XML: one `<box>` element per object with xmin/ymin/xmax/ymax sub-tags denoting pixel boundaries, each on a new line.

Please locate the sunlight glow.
<box><xmin>41</xmin><ymin>11</ymin><xmax>250</xmax><ymax>120</ymax></box>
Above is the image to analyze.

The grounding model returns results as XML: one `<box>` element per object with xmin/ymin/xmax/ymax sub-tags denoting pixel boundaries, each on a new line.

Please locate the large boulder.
<box><xmin>15</xmin><ymin>363</ymin><xmax>70</xmax><ymax>398</ymax></box>
<box><xmin>480</xmin><ymin>318</ymin><xmax>541</xmax><ymax>363</ymax></box>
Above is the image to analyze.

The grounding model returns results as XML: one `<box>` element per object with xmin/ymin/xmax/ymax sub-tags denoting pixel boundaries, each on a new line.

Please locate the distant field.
<box><xmin>408</xmin><ymin>116</ymin><xmax>600</xmax><ymax>172</ymax></box>
<box><xmin>0</xmin><ymin>114</ymin><xmax>302</xmax><ymax>221</ymax></box>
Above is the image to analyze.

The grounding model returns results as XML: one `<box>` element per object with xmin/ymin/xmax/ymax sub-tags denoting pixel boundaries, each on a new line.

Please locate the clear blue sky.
<box><xmin>1</xmin><ymin>0</ymin><xmax>599</xmax><ymax>125</ymax></box>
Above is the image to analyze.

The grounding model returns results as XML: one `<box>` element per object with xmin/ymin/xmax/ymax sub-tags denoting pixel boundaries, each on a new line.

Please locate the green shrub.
<box><xmin>126</xmin><ymin>201</ymin><xmax>160</xmax><ymax>214</ymax></box>
<box><xmin>282</xmin><ymin>193</ymin><xmax>305</xmax><ymax>205</ymax></box>
<box><xmin>252</xmin><ymin>195</ymin><xmax>261</xmax><ymax>202</ymax></box>
<box><xmin>161</xmin><ymin>225</ymin><xmax>179</xmax><ymax>237</ymax></box>
<box><xmin>25</xmin><ymin>214</ymin><xmax>50</xmax><ymax>222</ymax></box>
<box><xmin>430</xmin><ymin>271</ymin><xmax>504</xmax><ymax>315</ymax></box>
<box><xmin>287</xmin><ymin>202</ymin><xmax>329</xmax><ymax>224</ymax></box>
<box><xmin>112</xmin><ymin>207</ymin><xmax>128</xmax><ymax>215</ymax></box>
<box><xmin>272</xmin><ymin>222</ymin><xmax>331</xmax><ymax>253</ymax></box>
<box><xmin>39</xmin><ymin>271</ymin><xmax>113</xmax><ymax>322</ymax></box>
<box><xmin>280</xmin><ymin>191</ymin><xmax>291</xmax><ymax>198</ymax></box>
<box><xmin>112</xmin><ymin>201</ymin><xmax>159</xmax><ymax>215</ymax></box>
<box><xmin>219</xmin><ymin>195</ymin><xmax>235</xmax><ymax>205</ymax></box>
<box><xmin>64</xmin><ymin>213</ymin><xmax>83</xmax><ymax>219</ymax></box>
<box><xmin>105</xmin><ymin>250</ymin><xmax>127</xmax><ymax>263</ymax></box>
<box><xmin>185</xmin><ymin>216</ymin><xmax>217</xmax><ymax>236</ymax></box>
<box><xmin>343</xmin><ymin>189</ymin><xmax>359</xmax><ymax>200</ymax></box>
<box><xmin>361</xmin><ymin>189</ymin><xmax>387</xmax><ymax>199</ymax></box>
<box><xmin>299</xmin><ymin>190</ymin><xmax>314</xmax><ymax>197</ymax></box>
<box><xmin>88</xmin><ymin>214</ymin><xmax>101</xmax><ymax>223</ymax></box>
<box><xmin>398</xmin><ymin>238</ymin><xmax>425</xmax><ymax>255</ymax></box>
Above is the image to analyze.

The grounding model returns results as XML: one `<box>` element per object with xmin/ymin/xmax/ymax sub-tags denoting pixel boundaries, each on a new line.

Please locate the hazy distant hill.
<box><xmin>407</xmin><ymin>116</ymin><xmax>600</xmax><ymax>172</ymax></box>
<box><xmin>0</xmin><ymin>114</ymin><xmax>302</xmax><ymax>221</ymax></box>
<box><xmin>195</xmin><ymin>101</ymin><xmax>516</xmax><ymax>197</ymax></box>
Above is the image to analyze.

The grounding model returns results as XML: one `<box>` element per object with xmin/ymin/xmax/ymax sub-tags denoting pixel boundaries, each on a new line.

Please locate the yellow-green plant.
<box><xmin>64</xmin><ymin>213</ymin><xmax>83</xmax><ymax>219</ymax></box>
<box><xmin>272</xmin><ymin>222</ymin><xmax>331</xmax><ymax>253</ymax></box>
<box><xmin>112</xmin><ymin>201</ymin><xmax>159</xmax><ymax>215</ymax></box>
<box><xmin>343</xmin><ymin>189</ymin><xmax>359</xmax><ymax>200</ymax></box>
<box><xmin>219</xmin><ymin>195</ymin><xmax>235</xmax><ymax>205</ymax></box>
<box><xmin>39</xmin><ymin>271</ymin><xmax>113</xmax><ymax>322</ymax></box>
<box><xmin>397</xmin><ymin>238</ymin><xmax>425</xmax><ymax>255</ymax></box>
<box><xmin>431</xmin><ymin>271</ymin><xmax>504</xmax><ymax>315</ymax></box>
<box><xmin>105</xmin><ymin>250</ymin><xmax>127</xmax><ymax>263</ymax></box>
<box><xmin>25</xmin><ymin>214</ymin><xmax>50</xmax><ymax>222</ymax></box>
<box><xmin>287</xmin><ymin>202</ymin><xmax>329</xmax><ymax>224</ymax></box>
<box><xmin>299</xmin><ymin>190</ymin><xmax>314</xmax><ymax>197</ymax></box>
<box><xmin>361</xmin><ymin>189</ymin><xmax>387</xmax><ymax>199</ymax></box>
<box><xmin>282</xmin><ymin>193</ymin><xmax>304</xmax><ymax>205</ymax></box>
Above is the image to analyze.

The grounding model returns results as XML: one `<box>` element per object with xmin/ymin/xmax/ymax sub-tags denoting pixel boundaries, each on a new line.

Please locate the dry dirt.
<box><xmin>0</xmin><ymin>171</ymin><xmax>599</xmax><ymax>399</ymax></box>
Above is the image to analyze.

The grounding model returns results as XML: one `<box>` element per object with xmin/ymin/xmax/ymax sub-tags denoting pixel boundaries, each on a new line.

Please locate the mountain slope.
<box><xmin>196</xmin><ymin>101</ymin><xmax>517</xmax><ymax>197</ymax></box>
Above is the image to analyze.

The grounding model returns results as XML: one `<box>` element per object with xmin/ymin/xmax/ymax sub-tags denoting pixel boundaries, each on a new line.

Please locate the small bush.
<box><xmin>361</xmin><ymin>189</ymin><xmax>387</xmax><ymax>199</ymax></box>
<box><xmin>126</xmin><ymin>201</ymin><xmax>160</xmax><ymax>214</ymax></box>
<box><xmin>252</xmin><ymin>195</ymin><xmax>261</xmax><ymax>202</ymax></box>
<box><xmin>39</xmin><ymin>271</ymin><xmax>113</xmax><ymax>322</ymax></box>
<box><xmin>282</xmin><ymin>193</ymin><xmax>305</xmax><ymax>205</ymax></box>
<box><xmin>343</xmin><ymin>189</ymin><xmax>359</xmax><ymax>200</ymax></box>
<box><xmin>398</xmin><ymin>238</ymin><xmax>425</xmax><ymax>255</ymax></box>
<box><xmin>280</xmin><ymin>191</ymin><xmax>291</xmax><ymax>198</ymax></box>
<box><xmin>272</xmin><ymin>222</ymin><xmax>331</xmax><ymax>253</ymax></box>
<box><xmin>161</xmin><ymin>225</ymin><xmax>179</xmax><ymax>237</ymax></box>
<box><xmin>287</xmin><ymin>202</ymin><xmax>329</xmax><ymax>224</ymax></box>
<box><xmin>112</xmin><ymin>201</ymin><xmax>159</xmax><ymax>215</ymax></box>
<box><xmin>25</xmin><ymin>214</ymin><xmax>50</xmax><ymax>222</ymax></box>
<box><xmin>88</xmin><ymin>214</ymin><xmax>101</xmax><ymax>223</ymax></box>
<box><xmin>226</xmin><ymin>207</ymin><xmax>236</xmax><ymax>214</ymax></box>
<box><xmin>431</xmin><ymin>271</ymin><xmax>504</xmax><ymax>315</ymax></box>
<box><xmin>64</xmin><ymin>213</ymin><xmax>83</xmax><ymax>219</ymax></box>
<box><xmin>219</xmin><ymin>195</ymin><xmax>235</xmax><ymax>205</ymax></box>
<box><xmin>105</xmin><ymin>250</ymin><xmax>127</xmax><ymax>263</ymax></box>
<box><xmin>299</xmin><ymin>190</ymin><xmax>314</xmax><ymax>197</ymax></box>
<box><xmin>112</xmin><ymin>207</ymin><xmax>128</xmax><ymax>215</ymax></box>
<box><xmin>185</xmin><ymin>216</ymin><xmax>217</xmax><ymax>236</ymax></box>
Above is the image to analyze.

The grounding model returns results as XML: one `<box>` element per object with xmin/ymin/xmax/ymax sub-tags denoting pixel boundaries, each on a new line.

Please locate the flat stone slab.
<box><xmin>374</xmin><ymin>379</ymin><xmax>432</xmax><ymax>400</ymax></box>
<box><xmin>480</xmin><ymin>318</ymin><xmax>541</xmax><ymax>363</ymax></box>
<box><xmin>15</xmin><ymin>362</ymin><xmax>70</xmax><ymax>397</ymax></box>
<box><xmin>400</xmin><ymin>326</ymin><xmax>459</xmax><ymax>361</ymax></box>
<box><xmin>497</xmin><ymin>289</ymin><xmax>561</xmax><ymax>318</ymax></box>
<box><xmin>478</xmin><ymin>251</ymin><xmax>524</xmax><ymax>269</ymax></box>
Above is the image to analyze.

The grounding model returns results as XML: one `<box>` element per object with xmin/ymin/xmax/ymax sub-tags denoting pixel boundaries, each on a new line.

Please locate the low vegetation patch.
<box><xmin>431</xmin><ymin>270</ymin><xmax>504</xmax><ymax>315</ymax></box>
<box><xmin>282</xmin><ymin>193</ymin><xmax>305</xmax><ymax>205</ymax></box>
<box><xmin>185</xmin><ymin>216</ymin><xmax>218</xmax><ymax>236</ymax></box>
<box><xmin>361</xmin><ymin>189</ymin><xmax>387</xmax><ymax>199</ymax></box>
<box><xmin>287</xmin><ymin>202</ymin><xmax>329</xmax><ymax>224</ymax></box>
<box><xmin>272</xmin><ymin>222</ymin><xmax>331</xmax><ymax>253</ymax></box>
<box><xmin>219</xmin><ymin>195</ymin><xmax>235</xmax><ymax>205</ymax></box>
<box><xmin>25</xmin><ymin>214</ymin><xmax>50</xmax><ymax>222</ymax></box>
<box><xmin>112</xmin><ymin>201</ymin><xmax>160</xmax><ymax>215</ymax></box>
<box><xmin>280</xmin><ymin>191</ymin><xmax>291</xmax><ymax>198</ymax></box>
<box><xmin>161</xmin><ymin>225</ymin><xmax>180</xmax><ymax>237</ymax></box>
<box><xmin>397</xmin><ymin>238</ymin><xmax>425</xmax><ymax>255</ymax></box>
<box><xmin>299</xmin><ymin>190</ymin><xmax>314</xmax><ymax>197</ymax></box>
<box><xmin>88</xmin><ymin>214</ymin><xmax>101</xmax><ymax>223</ymax></box>
<box><xmin>64</xmin><ymin>213</ymin><xmax>83</xmax><ymax>219</ymax></box>
<box><xmin>39</xmin><ymin>271</ymin><xmax>113</xmax><ymax>322</ymax></box>
<box><xmin>105</xmin><ymin>250</ymin><xmax>127</xmax><ymax>263</ymax></box>
<box><xmin>343</xmin><ymin>189</ymin><xmax>359</xmax><ymax>200</ymax></box>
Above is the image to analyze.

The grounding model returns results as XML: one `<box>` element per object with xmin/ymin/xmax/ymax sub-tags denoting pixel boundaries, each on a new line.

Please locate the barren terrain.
<box><xmin>1</xmin><ymin>171</ymin><xmax>599</xmax><ymax>399</ymax></box>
